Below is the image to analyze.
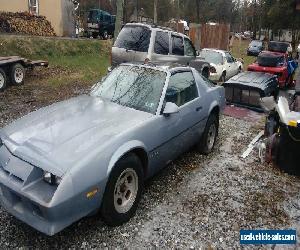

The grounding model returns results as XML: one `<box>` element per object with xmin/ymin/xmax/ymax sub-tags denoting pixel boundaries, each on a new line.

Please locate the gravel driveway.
<box><xmin>1</xmin><ymin>81</ymin><xmax>300</xmax><ymax>249</ymax></box>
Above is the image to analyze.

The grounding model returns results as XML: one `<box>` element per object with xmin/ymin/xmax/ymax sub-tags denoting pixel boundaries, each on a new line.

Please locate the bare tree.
<box><xmin>114</xmin><ymin>0</ymin><xmax>124</xmax><ymax>41</ymax></box>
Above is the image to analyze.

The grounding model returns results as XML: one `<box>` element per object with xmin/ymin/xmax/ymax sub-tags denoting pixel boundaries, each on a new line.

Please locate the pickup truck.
<box><xmin>87</xmin><ymin>9</ymin><xmax>115</xmax><ymax>39</ymax></box>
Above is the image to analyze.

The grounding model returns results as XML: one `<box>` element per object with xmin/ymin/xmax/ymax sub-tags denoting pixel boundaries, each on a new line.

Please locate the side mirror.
<box><xmin>163</xmin><ymin>102</ymin><xmax>179</xmax><ymax>116</ymax></box>
<box><xmin>196</xmin><ymin>51</ymin><xmax>200</xmax><ymax>56</ymax></box>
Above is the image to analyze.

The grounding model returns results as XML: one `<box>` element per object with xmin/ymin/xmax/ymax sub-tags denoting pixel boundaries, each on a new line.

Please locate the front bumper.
<box><xmin>0</xmin><ymin>145</ymin><xmax>101</xmax><ymax>235</ymax></box>
<box><xmin>247</xmin><ymin>50</ymin><xmax>260</xmax><ymax>56</ymax></box>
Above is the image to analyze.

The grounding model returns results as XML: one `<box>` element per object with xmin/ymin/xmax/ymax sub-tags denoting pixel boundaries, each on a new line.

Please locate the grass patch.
<box><xmin>231</xmin><ymin>39</ymin><xmax>256</xmax><ymax>69</ymax></box>
<box><xmin>0</xmin><ymin>35</ymin><xmax>111</xmax><ymax>85</ymax></box>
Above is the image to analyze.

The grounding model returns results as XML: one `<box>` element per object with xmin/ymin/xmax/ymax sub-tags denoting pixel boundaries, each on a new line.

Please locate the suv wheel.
<box><xmin>102</xmin><ymin>30</ymin><xmax>108</xmax><ymax>40</ymax></box>
<box><xmin>101</xmin><ymin>153</ymin><xmax>144</xmax><ymax>226</ymax></box>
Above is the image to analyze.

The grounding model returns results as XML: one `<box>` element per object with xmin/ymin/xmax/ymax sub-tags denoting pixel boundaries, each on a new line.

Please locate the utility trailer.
<box><xmin>0</xmin><ymin>56</ymin><xmax>48</xmax><ymax>91</ymax></box>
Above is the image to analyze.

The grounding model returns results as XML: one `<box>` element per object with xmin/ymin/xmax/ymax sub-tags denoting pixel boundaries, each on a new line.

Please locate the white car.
<box><xmin>199</xmin><ymin>49</ymin><xmax>243</xmax><ymax>82</ymax></box>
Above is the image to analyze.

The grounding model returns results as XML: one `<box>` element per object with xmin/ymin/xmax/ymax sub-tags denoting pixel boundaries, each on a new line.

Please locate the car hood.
<box><xmin>0</xmin><ymin>95</ymin><xmax>152</xmax><ymax>176</ymax></box>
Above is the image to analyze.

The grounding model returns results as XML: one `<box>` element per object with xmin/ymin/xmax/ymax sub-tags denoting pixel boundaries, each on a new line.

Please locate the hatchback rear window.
<box><xmin>257</xmin><ymin>53</ymin><xmax>285</xmax><ymax>67</ymax></box>
<box><xmin>114</xmin><ymin>26</ymin><xmax>151</xmax><ymax>52</ymax></box>
<box><xmin>268</xmin><ymin>42</ymin><xmax>289</xmax><ymax>53</ymax></box>
<box><xmin>154</xmin><ymin>31</ymin><xmax>169</xmax><ymax>55</ymax></box>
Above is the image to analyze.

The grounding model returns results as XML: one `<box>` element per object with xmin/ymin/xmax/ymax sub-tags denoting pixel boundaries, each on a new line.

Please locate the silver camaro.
<box><xmin>0</xmin><ymin>63</ymin><xmax>225</xmax><ymax>235</ymax></box>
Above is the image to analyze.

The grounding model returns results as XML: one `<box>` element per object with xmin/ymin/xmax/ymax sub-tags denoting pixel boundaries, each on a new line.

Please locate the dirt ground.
<box><xmin>1</xmin><ymin>72</ymin><xmax>300</xmax><ymax>249</ymax></box>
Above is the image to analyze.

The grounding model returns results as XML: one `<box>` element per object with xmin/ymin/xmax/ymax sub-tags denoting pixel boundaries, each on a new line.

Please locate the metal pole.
<box><xmin>99</xmin><ymin>0</ymin><xmax>101</xmax><ymax>9</ymax></box>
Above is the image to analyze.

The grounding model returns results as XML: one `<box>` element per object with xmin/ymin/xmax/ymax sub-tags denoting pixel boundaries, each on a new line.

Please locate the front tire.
<box><xmin>197</xmin><ymin>113</ymin><xmax>219</xmax><ymax>154</ymax></box>
<box><xmin>102</xmin><ymin>30</ymin><xmax>108</xmax><ymax>40</ymax></box>
<box><xmin>101</xmin><ymin>153</ymin><xmax>144</xmax><ymax>226</ymax></box>
<box><xmin>220</xmin><ymin>72</ymin><xmax>226</xmax><ymax>83</ymax></box>
<box><xmin>10</xmin><ymin>63</ymin><xmax>25</xmax><ymax>86</ymax></box>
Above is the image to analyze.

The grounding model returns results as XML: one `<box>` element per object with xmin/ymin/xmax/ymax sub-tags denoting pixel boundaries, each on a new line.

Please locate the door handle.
<box><xmin>196</xmin><ymin>106</ymin><xmax>202</xmax><ymax>112</ymax></box>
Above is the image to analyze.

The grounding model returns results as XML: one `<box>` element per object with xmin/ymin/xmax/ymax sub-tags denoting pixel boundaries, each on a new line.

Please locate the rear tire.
<box><xmin>10</xmin><ymin>63</ymin><xmax>25</xmax><ymax>86</ymax></box>
<box><xmin>0</xmin><ymin>68</ymin><xmax>7</xmax><ymax>91</ymax></box>
<box><xmin>101</xmin><ymin>153</ymin><xmax>144</xmax><ymax>226</ymax></box>
<box><xmin>92</xmin><ymin>33</ymin><xmax>98</xmax><ymax>39</ymax></box>
<box><xmin>197</xmin><ymin>113</ymin><xmax>219</xmax><ymax>155</ymax></box>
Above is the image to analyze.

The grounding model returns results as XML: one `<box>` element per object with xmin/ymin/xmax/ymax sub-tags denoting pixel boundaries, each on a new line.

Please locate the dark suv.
<box><xmin>112</xmin><ymin>23</ymin><xmax>210</xmax><ymax>77</ymax></box>
<box><xmin>87</xmin><ymin>9</ymin><xmax>115</xmax><ymax>39</ymax></box>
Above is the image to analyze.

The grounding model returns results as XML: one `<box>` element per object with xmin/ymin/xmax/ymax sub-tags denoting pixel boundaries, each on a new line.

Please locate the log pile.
<box><xmin>0</xmin><ymin>12</ymin><xmax>56</xmax><ymax>36</ymax></box>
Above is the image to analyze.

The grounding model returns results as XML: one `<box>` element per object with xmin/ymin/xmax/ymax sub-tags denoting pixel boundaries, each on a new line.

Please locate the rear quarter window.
<box><xmin>114</xmin><ymin>26</ymin><xmax>151</xmax><ymax>53</ymax></box>
<box><xmin>171</xmin><ymin>35</ymin><xmax>184</xmax><ymax>56</ymax></box>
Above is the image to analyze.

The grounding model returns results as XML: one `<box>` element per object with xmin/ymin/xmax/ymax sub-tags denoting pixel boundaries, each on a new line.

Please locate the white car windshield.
<box><xmin>250</xmin><ymin>41</ymin><xmax>262</xmax><ymax>47</ymax></box>
<box><xmin>91</xmin><ymin>65</ymin><xmax>167</xmax><ymax>114</ymax></box>
<box><xmin>199</xmin><ymin>50</ymin><xmax>223</xmax><ymax>65</ymax></box>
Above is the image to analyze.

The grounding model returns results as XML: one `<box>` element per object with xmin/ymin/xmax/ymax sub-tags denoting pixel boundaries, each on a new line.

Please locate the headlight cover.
<box><xmin>43</xmin><ymin>171</ymin><xmax>62</xmax><ymax>186</ymax></box>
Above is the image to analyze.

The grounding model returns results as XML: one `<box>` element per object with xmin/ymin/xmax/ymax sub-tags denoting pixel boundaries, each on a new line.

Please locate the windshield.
<box><xmin>268</xmin><ymin>42</ymin><xmax>289</xmax><ymax>53</ymax></box>
<box><xmin>88</xmin><ymin>10</ymin><xmax>99</xmax><ymax>22</ymax></box>
<box><xmin>250</xmin><ymin>41</ymin><xmax>262</xmax><ymax>47</ymax></box>
<box><xmin>114</xmin><ymin>26</ymin><xmax>151</xmax><ymax>52</ymax></box>
<box><xmin>199</xmin><ymin>50</ymin><xmax>223</xmax><ymax>65</ymax></box>
<box><xmin>91</xmin><ymin>65</ymin><xmax>166</xmax><ymax>114</ymax></box>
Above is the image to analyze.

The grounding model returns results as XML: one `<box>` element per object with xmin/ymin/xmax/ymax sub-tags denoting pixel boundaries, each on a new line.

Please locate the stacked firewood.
<box><xmin>0</xmin><ymin>12</ymin><xmax>56</xmax><ymax>36</ymax></box>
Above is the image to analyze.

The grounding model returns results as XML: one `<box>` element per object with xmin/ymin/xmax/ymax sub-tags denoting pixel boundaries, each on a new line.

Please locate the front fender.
<box><xmin>106</xmin><ymin>140</ymin><xmax>148</xmax><ymax>176</ymax></box>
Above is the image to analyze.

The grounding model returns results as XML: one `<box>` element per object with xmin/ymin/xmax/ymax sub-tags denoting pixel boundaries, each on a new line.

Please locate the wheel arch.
<box><xmin>107</xmin><ymin>141</ymin><xmax>149</xmax><ymax>178</ymax></box>
<box><xmin>208</xmin><ymin>103</ymin><xmax>220</xmax><ymax>118</ymax></box>
<box><xmin>202</xmin><ymin>65</ymin><xmax>210</xmax><ymax>78</ymax></box>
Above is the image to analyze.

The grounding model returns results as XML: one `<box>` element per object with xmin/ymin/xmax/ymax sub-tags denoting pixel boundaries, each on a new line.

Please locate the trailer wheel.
<box><xmin>0</xmin><ymin>68</ymin><xmax>7</xmax><ymax>91</ymax></box>
<box><xmin>10</xmin><ymin>63</ymin><xmax>25</xmax><ymax>86</ymax></box>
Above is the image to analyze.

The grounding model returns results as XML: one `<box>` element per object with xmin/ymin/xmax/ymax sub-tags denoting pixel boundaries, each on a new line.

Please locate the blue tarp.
<box><xmin>288</xmin><ymin>60</ymin><xmax>298</xmax><ymax>76</ymax></box>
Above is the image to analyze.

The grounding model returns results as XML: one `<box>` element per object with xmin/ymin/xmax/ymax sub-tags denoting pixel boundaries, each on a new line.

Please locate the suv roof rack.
<box><xmin>127</xmin><ymin>22</ymin><xmax>175</xmax><ymax>32</ymax></box>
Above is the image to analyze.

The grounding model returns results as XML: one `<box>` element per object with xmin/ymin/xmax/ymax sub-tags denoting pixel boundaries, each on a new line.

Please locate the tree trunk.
<box><xmin>154</xmin><ymin>0</ymin><xmax>158</xmax><ymax>24</ymax></box>
<box><xmin>196</xmin><ymin>0</ymin><xmax>200</xmax><ymax>23</ymax></box>
<box><xmin>114</xmin><ymin>0</ymin><xmax>124</xmax><ymax>42</ymax></box>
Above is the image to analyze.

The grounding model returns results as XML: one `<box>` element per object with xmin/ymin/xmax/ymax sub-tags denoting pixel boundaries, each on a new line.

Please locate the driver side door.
<box><xmin>148</xmin><ymin>70</ymin><xmax>204</xmax><ymax>176</ymax></box>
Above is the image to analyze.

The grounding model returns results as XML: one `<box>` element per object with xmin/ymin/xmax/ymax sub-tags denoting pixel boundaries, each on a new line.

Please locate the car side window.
<box><xmin>171</xmin><ymin>35</ymin><xmax>184</xmax><ymax>56</ymax></box>
<box><xmin>165</xmin><ymin>71</ymin><xmax>198</xmax><ymax>107</ymax></box>
<box><xmin>154</xmin><ymin>31</ymin><xmax>170</xmax><ymax>55</ymax></box>
<box><xmin>184</xmin><ymin>38</ymin><xmax>196</xmax><ymax>57</ymax></box>
<box><xmin>104</xmin><ymin>14</ymin><xmax>110</xmax><ymax>22</ymax></box>
<box><xmin>99</xmin><ymin>12</ymin><xmax>103</xmax><ymax>21</ymax></box>
<box><xmin>225</xmin><ymin>52</ymin><xmax>234</xmax><ymax>63</ymax></box>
